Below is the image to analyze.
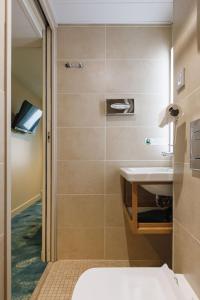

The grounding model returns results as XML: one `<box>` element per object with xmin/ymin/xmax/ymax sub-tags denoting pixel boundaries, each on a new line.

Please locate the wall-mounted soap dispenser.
<box><xmin>190</xmin><ymin>119</ymin><xmax>200</xmax><ymax>171</ymax></box>
<box><xmin>106</xmin><ymin>99</ymin><xmax>134</xmax><ymax>116</ymax></box>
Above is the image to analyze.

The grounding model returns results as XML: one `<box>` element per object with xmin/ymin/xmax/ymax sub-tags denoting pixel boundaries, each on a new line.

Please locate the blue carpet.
<box><xmin>12</xmin><ymin>201</ymin><xmax>47</xmax><ymax>300</ymax></box>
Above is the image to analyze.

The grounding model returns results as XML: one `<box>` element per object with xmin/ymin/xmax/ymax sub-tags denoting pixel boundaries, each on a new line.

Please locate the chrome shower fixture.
<box><xmin>65</xmin><ymin>62</ymin><xmax>84</xmax><ymax>69</ymax></box>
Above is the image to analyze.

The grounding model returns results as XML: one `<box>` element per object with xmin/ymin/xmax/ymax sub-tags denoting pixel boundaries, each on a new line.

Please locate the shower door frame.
<box><xmin>5</xmin><ymin>1</ymin><xmax>57</xmax><ymax>299</ymax></box>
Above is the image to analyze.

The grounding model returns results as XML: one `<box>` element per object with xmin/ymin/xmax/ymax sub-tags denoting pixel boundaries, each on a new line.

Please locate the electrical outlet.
<box><xmin>176</xmin><ymin>68</ymin><xmax>185</xmax><ymax>92</ymax></box>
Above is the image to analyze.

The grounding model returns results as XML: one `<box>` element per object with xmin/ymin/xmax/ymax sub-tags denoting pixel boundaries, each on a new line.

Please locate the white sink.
<box><xmin>120</xmin><ymin>167</ymin><xmax>173</xmax><ymax>183</ymax></box>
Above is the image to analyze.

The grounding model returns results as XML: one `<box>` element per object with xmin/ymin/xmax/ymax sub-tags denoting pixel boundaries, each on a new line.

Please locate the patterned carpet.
<box><xmin>12</xmin><ymin>201</ymin><xmax>47</xmax><ymax>300</ymax></box>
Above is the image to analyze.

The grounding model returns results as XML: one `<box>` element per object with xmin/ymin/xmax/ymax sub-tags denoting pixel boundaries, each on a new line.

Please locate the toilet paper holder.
<box><xmin>106</xmin><ymin>99</ymin><xmax>134</xmax><ymax>116</ymax></box>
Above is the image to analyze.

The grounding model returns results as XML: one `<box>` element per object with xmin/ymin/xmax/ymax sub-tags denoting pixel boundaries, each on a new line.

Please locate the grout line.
<box><xmin>56</xmin><ymin>125</ymin><xmax>168</xmax><ymax>128</ymax></box>
<box><xmin>175</xmin><ymin>85</ymin><xmax>200</xmax><ymax>104</ymax></box>
<box><xmin>57</xmin><ymin>226</ymin><xmax>125</xmax><ymax>230</ymax></box>
<box><xmin>174</xmin><ymin>219</ymin><xmax>200</xmax><ymax>248</ymax></box>
<box><xmin>56</xmin><ymin>159</ymin><xmax>171</xmax><ymax>162</ymax></box>
<box><xmin>57</xmin><ymin>126</ymin><xmax>106</xmax><ymax>128</ymax></box>
<box><xmin>104</xmin><ymin>24</ymin><xmax>107</xmax><ymax>259</ymax></box>
<box><xmin>56</xmin><ymin>193</ymin><xmax>105</xmax><ymax>196</ymax></box>
<box><xmin>57</xmin><ymin>58</ymin><xmax>168</xmax><ymax>62</ymax></box>
<box><xmin>57</xmin><ymin>91</ymin><xmax>168</xmax><ymax>96</ymax></box>
<box><xmin>58</xmin><ymin>24</ymin><xmax>172</xmax><ymax>28</ymax></box>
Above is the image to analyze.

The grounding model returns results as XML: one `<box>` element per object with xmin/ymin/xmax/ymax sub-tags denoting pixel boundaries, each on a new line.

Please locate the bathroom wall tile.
<box><xmin>106</xmin><ymin>127</ymin><xmax>169</xmax><ymax>161</ymax></box>
<box><xmin>131</xmin><ymin>260</ymin><xmax>164</xmax><ymax>267</ymax></box>
<box><xmin>57</xmin><ymin>195</ymin><xmax>104</xmax><ymax>228</ymax></box>
<box><xmin>173</xmin><ymin>0</ymin><xmax>195</xmax><ymax>47</ymax></box>
<box><xmin>0</xmin><ymin>0</ymin><xmax>5</xmax><ymax>92</ymax></box>
<box><xmin>105</xmin><ymin>160</ymin><xmax>172</xmax><ymax>194</ymax></box>
<box><xmin>107</xmin><ymin>26</ymin><xmax>171</xmax><ymax>60</ymax></box>
<box><xmin>0</xmin><ymin>235</ymin><xmax>4</xmax><ymax>300</ymax></box>
<box><xmin>0</xmin><ymin>91</ymin><xmax>5</xmax><ymax>163</ymax></box>
<box><xmin>57</xmin><ymin>161</ymin><xmax>104</xmax><ymax>194</ymax></box>
<box><xmin>106</xmin><ymin>59</ymin><xmax>169</xmax><ymax>94</ymax></box>
<box><xmin>173</xmin><ymin>0</ymin><xmax>200</xmax><ymax>292</ymax></box>
<box><xmin>57</xmin><ymin>127</ymin><xmax>105</xmax><ymax>160</ymax></box>
<box><xmin>57</xmin><ymin>60</ymin><xmax>106</xmax><ymax>93</ymax></box>
<box><xmin>105</xmin><ymin>227</ymin><xmax>129</xmax><ymax>259</ymax></box>
<box><xmin>105</xmin><ymin>226</ymin><xmax>171</xmax><ymax>261</ymax></box>
<box><xmin>106</xmin><ymin>93</ymin><xmax>169</xmax><ymax>127</ymax></box>
<box><xmin>0</xmin><ymin>164</ymin><xmax>4</xmax><ymax>235</ymax></box>
<box><xmin>56</xmin><ymin>25</ymin><xmax>171</xmax><ymax>262</ymax></box>
<box><xmin>174</xmin><ymin>89</ymin><xmax>200</xmax><ymax>164</ymax></box>
<box><xmin>57</xmin><ymin>26</ymin><xmax>105</xmax><ymax>59</ymax></box>
<box><xmin>174</xmin><ymin>42</ymin><xmax>200</xmax><ymax>103</ymax></box>
<box><xmin>173</xmin><ymin>220</ymin><xmax>200</xmax><ymax>298</ymax></box>
<box><xmin>57</xmin><ymin>228</ymin><xmax>104</xmax><ymax>259</ymax></box>
<box><xmin>125</xmin><ymin>226</ymin><xmax>172</xmax><ymax>262</ymax></box>
<box><xmin>173</xmin><ymin>0</ymin><xmax>200</xmax><ymax>102</ymax></box>
<box><xmin>57</xmin><ymin>94</ymin><xmax>105</xmax><ymax>127</ymax></box>
<box><xmin>174</xmin><ymin>121</ymin><xmax>189</xmax><ymax>164</ymax></box>
<box><xmin>105</xmin><ymin>194</ymin><xmax>125</xmax><ymax>227</ymax></box>
<box><xmin>174</xmin><ymin>163</ymin><xmax>200</xmax><ymax>241</ymax></box>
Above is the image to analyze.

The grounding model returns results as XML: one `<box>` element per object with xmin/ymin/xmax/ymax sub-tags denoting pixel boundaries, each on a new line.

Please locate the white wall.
<box><xmin>11</xmin><ymin>75</ymin><xmax>43</xmax><ymax>213</ymax></box>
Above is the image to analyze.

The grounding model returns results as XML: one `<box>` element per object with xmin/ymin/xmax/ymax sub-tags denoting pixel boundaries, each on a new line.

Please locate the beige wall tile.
<box><xmin>174</xmin><ymin>122</ymin><xmax>188</xmax><ymax>164</ymax></box>
<box><xmin>57</xmin><ymin>161</ymin><xmax>104</xmax><ymax>194</ymax></box>
<box><xmin>173</xmin><ymin>0</ymin><xmax>200</xmax><ymax>292</ymax></box>
<box><xmin>56</xmin><ymin>25</ymin><xmax>171</xmax><ymax>262</ymax></box>
<box><xmin>107</xmin><ymin>26</ymin><xmax>171</xmax><ymax>60</ymax></box>
<box><xmin>0</xmin><ymin>0</ymin><xmax>5</xmax><ymax>92</ymax></box>
<box><xmin>173</xmin><ymin>0</ymin><xmax>200</xmax><ymax>101</ymax></box>
<box><xmin>57</xmin><ymin>94</ymin><xmax>105</xmax><ymax>127</ymax></box>
<box><xmin>106</xmin><ymin>127</ymin><xmax>169</xmax><ymax>161</ymax></box>
<box><xmin>57</xmin><ymin>60</ymin><xmax>106</xmax><ymax>93</ymax></box>
<box><xmin>57</xmin><ymin>26</ymin><xmax>105</xmax><ymax>59</ymax></box>
<box><xmin>0</xmin><ymin>91</ymin><xmax>5</xmax><ymax>162</ymax></box>
<box><xmin>0</xmin><ymin>164</ymin><xmax>4</xmax><ymax>235</ymax></box>
<box><xmin>0</xmin><ymin>235</ymin><xmax>4</xmax><ymax>300</ymax></box>
<box><xmin>57</xmin><ymin>127</ymin><xmax>105</xmax><ymax>160</ymax></box>
<box><xmin>174</xmin><ymin>163</ymin><xmax>200</xmax><ymax>241</ymax></box>
<box><xmin>126</xmin><ymin>228</ymin><xmax>172</xmax><ymax>262</ymax></box>
<box><xmin>57</xmin><ymin>195</ymin><xmax>104</xmax><ymax>228</ymax></box>
<box><xmin>57</xmin><ymin>228</ymin><xmax>104</xmax><ymax>259</ymax></box>
<box><xmin>106</xmin><ymin>59</ymin><xmax>169</xmax><ymax>94</ymax></box>
<box><xmin>173</xmin><ymin>220</ymin><xmax>200</xmax><ymax>298</ymax></box>
<box><xmin>105</xmin><ymin>226</ymin><xmax>171</xmax><ymax>261</ymax></box>
<box><xmin>106</xmin><ymin>93</ymin><xmax>169</xmax><ymax>127</ymax></box>
<box><xmin>174</xmin><ymin>89</ymin><xmax>200</xmax><ymax>164</ymax></box>
<box><xmin>105</xmin><ymin>194</ymin><xmax>124</xmax><ymax>227</ymax></box>
<box><xmin>105</xmin><ymin>227</ymin><xmax>129</xmax><ymax>259</ymax></box>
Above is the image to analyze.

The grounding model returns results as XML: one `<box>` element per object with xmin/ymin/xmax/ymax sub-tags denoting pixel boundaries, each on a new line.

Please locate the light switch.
<box><xmin>176</xmin><ymin>68</ymin><xmax>185</xmax><ymax>92</ymax></box>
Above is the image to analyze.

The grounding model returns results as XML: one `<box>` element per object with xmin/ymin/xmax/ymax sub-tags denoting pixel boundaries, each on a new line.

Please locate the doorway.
<box><xmin>10</xmin><ymin>1</ymin><xmax>51</xmax><ymax>299</ymax></box>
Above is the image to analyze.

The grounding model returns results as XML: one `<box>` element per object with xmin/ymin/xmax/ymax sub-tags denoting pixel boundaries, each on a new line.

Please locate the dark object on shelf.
<box><xmin>156</xmin><ymin>195</ymin><xmax>172</xmax><ymax>208</ymax></box>
<box><xmin>138</xmin><ymin>207</ymin><xmax>172</xmax><ymax>223</ymax></box>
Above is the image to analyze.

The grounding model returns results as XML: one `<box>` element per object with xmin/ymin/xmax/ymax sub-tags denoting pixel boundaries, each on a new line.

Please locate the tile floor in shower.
<box><xmin>32</xmin><ymin>260</ymin><xmax>132</xmax><ymax>300</ymax></box>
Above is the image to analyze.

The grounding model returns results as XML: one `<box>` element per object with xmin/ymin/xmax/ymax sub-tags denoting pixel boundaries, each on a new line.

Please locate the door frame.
<box><xmin>5</xmin><ymin>0</ymin><xmax>57</xmax><ymax>299</ymax></box>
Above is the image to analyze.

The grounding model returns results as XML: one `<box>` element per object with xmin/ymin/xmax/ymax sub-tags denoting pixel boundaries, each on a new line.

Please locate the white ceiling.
<box><xmin>12</xmin><ymin>0</ymin><xmax>43</xmax><ymax>99</ymax></box>
<box><xmin>47</xmin><ymin>0</ymin><xmax>173</xmax><ymax>24</ymax></box>
<box><xmin>12</xmin><ymin>0</ymin><xmax>42</xmax><ymax>47</ymax></box>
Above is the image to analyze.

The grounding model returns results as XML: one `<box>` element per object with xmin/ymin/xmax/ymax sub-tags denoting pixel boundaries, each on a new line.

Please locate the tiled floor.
<box><xmin>34</xmin><ymin>260</ymin><xmax>131</xmax><ymax>300</ymax></box>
